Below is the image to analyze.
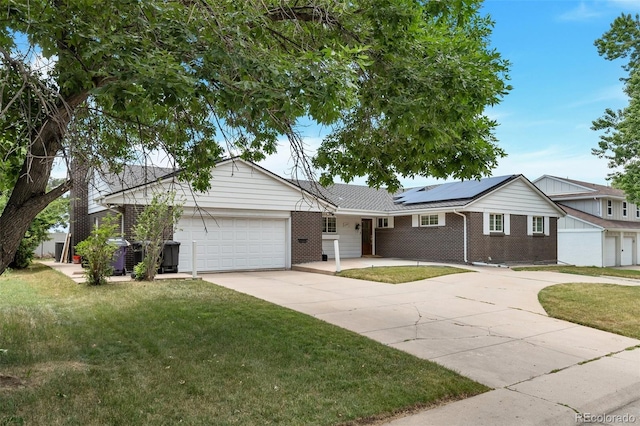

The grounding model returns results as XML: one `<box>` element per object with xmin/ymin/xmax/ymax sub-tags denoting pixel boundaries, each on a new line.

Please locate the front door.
<box><xmin>361</xmin><ymin>219</ymin><xmax>373</xmax><ymax>256</ymax></box>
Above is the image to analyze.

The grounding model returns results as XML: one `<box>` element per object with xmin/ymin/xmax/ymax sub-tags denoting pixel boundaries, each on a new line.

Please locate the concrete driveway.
<box><xmin>202</xmin><ymin>264</ymin><xmax>640</xmax><ymax>425</ymax></box>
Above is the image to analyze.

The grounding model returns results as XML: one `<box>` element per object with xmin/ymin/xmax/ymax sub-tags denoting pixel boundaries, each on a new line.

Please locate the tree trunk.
<box><xmin>0</xmin><ymin>92</ymin><xmax>87</xmax><ymax>276</ymax></box>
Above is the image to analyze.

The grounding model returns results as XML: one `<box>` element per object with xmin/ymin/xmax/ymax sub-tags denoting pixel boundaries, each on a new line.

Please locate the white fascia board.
<box><xmin>558</xmin><ymin>229</ymin><xmax>603</xmax><ymax>233</ymax></box>
<box><xmin>334</xmin><ymin>208</ymin><xmax>388</xmax><ymax>216</ymax></box>
<box><xmin>551</xmin><ymin>195</ymin><xmax>625</xmax><ymax>202</ymax></box>
<box><xmin>389</xmin><ymin>207</ymin><xmax>462</xmax><ymax>216</ymax></box>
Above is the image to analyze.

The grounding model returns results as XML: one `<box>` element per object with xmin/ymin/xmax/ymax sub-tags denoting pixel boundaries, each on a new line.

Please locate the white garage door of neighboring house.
<box><xmin>622</xmin><ymin>237</ymin><xmax>634</xmax><ymax>266</ymax></box>
<box><xmin>557</xmin><ymin>231</ymin><xmax>603</xmax><ymax>266</ymax></box>
<box><xmin>174</xmin><ymin>217</ymin><xmax>287</xmax><ymax>273</ymax></box>
<box><xmin>604</xmin><ymin>236</ymin><xmax>617</xmax><ymax>267</ymax></box>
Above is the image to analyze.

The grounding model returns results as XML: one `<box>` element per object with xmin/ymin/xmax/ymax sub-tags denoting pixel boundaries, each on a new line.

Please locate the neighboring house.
<box><xmin>534</xmin><ymin>175</ymin><xmax>640</xmax><ymax>267</ymax></box>
<box><xmin>69</xmin><ymin>158</ymin><xmax>564</xmax><ymax>273</ymax></box>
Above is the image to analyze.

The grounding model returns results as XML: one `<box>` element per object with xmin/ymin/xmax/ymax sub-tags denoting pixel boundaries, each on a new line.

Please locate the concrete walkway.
<box><xmin>201</xmin><ymin>262</ymin><xmax>640</xmax><ymax>426</ymax></box>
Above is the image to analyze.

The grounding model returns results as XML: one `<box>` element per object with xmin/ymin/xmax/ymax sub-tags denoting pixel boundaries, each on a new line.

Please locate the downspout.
<box><xmin>105</xmin><ymin>204</ymin><xmax>125</xmax><ymax>237</ymax></box>
<box><xmin>453</xmin><ymin>210</ymin><xmax>468</xmax><ymax>263</ymax></box>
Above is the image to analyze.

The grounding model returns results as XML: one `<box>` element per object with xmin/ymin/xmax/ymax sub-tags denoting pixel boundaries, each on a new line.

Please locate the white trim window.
<box><xmin>607</xmin><ymin>200</ymin><xmax>613</xmax><ymax>216</ymax></box>
<box><xmin>532</xmin><ymin>216</ymin><xmax>544</xmax><ymax>234</ymax></box>
<box><xmin>322</xmin><ymin>216</ymin><xmax>337</xmax><ymax>233</ymax></box>
<box><xmin>636</xmin><ymin>207</ymin><xmax>640</xmax><ymax>219</ymax></box>
<box><xmin>623</xmin><ymin>201</ymin><xmax>628</xmax><ymax>217</ymax></box>
<box><xmin>484</xmin><ymin>212</ymin><xmax>510</xmax><ymax>235</ymax></box>
<box><xmin>420</xmin><ymin>214</ymin><xmax>439</xmax><ymax>226</ymax></box>
<box><xmin>489</xmin><ymin>213</ymin><xmax>503</xmax><ymax>232</ymax></box>
<box><xmin>377</xmin><ymin>218</ymin><xmax>389</xmax><ymax>228</ymax></box>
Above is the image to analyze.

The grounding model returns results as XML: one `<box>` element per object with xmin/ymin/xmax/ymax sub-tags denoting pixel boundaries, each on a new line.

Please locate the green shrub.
<box><xmin>75</xmin><ymin>214</ymin><xmax>120</xmax><ymax>285</ymax></box>
<box><xmin>133</xmin><ymin>192</ymin><xmax>182</xmax><ymax>281</ymax></box>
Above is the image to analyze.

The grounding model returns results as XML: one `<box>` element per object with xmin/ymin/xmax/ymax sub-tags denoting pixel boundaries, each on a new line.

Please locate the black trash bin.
<box><xmin>159</xmin><ymin>240</ymin><xmax>180</xmax><ymax>273</ymax></box>
<box><xmin>108</xmin><ymin>238</ymin><xmax>130</xmax><ymax>276</ymax></box>
<box><xmin>54</xmin><ymin>242</ymin><xmax>64</xmax><ymax>262</ymax></box>
<box><xmin>131</xmin><ymin>241</ymin><xmax>148</xmax><ymax>266</ymax></box>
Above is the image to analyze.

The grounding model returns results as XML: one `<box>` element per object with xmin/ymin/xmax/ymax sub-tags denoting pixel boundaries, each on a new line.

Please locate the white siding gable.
<box><xmin>103</xmin><ymin>160</ymin><xmax>327</xmax><ymax>213</ymax></box>
<box><xmin>88</xmin><ymin>172</ymin><xmax>111</xmax><ymax>214</ymax></box>
<box><xmin>470</xmin><ymin>178</ymin><xmax>561</xmax><ymax>216</ymax></box>
<box><xmin>534</xmin><ymin>176</ymin><xmax>595</xmax><ymax>196</ymax></box>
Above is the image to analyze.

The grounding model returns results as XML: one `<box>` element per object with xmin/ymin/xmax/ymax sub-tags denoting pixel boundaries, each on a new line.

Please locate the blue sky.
<box><xmin>260</xmin><ymin>0</ymin><xmax>640</xmax><ymax>186</ymax></box>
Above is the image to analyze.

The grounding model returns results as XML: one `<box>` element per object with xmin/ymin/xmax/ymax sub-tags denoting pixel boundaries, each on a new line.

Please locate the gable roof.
<box><xmin>537</xmin><ymin>175</ymin><xmax>626</xmax><ymax>200</ymax></box>
<box><xmin>293</xmin><ymin>174</ymin><xmax>561</xmax><ymax>214</ymax></box>
<box><xmin>97</xmin><ymin>164</ymin><xmax>177</xmax><ymax>194</ymax></box>
<box><xmin>99</xmin><ymin>158</ymin><xmax>337</xmax><ymax>211</ymax></box>
<box><xmin>560</xmin><ymin>204</ymin><xmax>640</xmax><ymax>231</ymax></box>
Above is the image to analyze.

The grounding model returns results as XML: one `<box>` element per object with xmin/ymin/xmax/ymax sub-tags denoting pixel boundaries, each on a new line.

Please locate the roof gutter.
<box><xmin>453</xmin><ymin>210</ymin><xmax>468</xmax><ymax>263</ymax></box>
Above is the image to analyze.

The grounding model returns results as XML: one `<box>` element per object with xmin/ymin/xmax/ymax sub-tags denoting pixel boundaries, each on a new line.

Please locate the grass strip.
<box><xmin>539</xmin><ymin>283</ymin><xmax>640</xmax><ymax>339</ymax></box>
<box><xmin>338</xmin><ymin>266</ymin><xmax>471</xmax><ymax>284</ymax></box>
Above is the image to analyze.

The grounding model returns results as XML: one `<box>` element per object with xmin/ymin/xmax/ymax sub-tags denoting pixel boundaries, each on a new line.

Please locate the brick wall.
<box><xmin>291</xmin><ymin>211</ymin><xmax>323</xmax><ymax>264</ymax></box>
<box><xmin>467</xmin><ymin>212</ymin><xmax>557</xmax><ymax>264</ymax></box>
<box><xmin>376</xmin><ymin>214</ymin><xmax>465</xmax><ymax>263</ymax></box>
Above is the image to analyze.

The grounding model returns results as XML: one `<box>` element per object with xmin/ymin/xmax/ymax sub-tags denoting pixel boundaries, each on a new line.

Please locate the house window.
<box><xmin>420</xmin><ymin>214</ymin><xmax>439</xmax><ymax>226</ymax></box>
<box><xmin>607</xmin><ymin>200</ymin><xmax>612</xmax><ymax>216</ymax></box>
<box><xmin>322</xmin><ymin>216</ymin><xmax>336</xmax><ymax>233</ymax></box>
<box><xmin>623</xmin><ymin>201</ymin><xmax>628</xmax><ymax>217</ymax></box>
<box><xmin>489</xmin><ymin>214</ymin><xmax>503</xmax><ymax>232</ymax></box>
<box><xmin>532</xmin><ymin>216</ymin><xmax>544</xmax><ymax>234</ymax></box>
<box><xmin>636</xmin><ymin>207</ymin><xmax>639</xmax><ymax>219</ymax></box>
<box><xmin>377</xmin><ymin>218</ymin><xmax>389</xmax><ymax>228</ymax></box>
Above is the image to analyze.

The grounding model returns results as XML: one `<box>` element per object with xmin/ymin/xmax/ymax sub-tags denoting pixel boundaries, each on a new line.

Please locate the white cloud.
<box><xmin>567</xmin><ymin>83</ymin><xmax>628</xmax><ymax>108</ymax></box>
<box><xmin>558</xmin><ymin>2</ymin><xmax>602</xmax><ymax>21</ymax></box>
<box><xmin>492</xmin><ymin>147</ymin><xmax>614</xmax><ymax>184</ymax></box>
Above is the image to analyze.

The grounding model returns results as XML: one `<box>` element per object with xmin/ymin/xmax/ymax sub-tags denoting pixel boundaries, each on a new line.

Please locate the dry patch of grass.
<box><xmin>338</xmin><ymin>265</ymin><xmax>471</xmax><ymax>284</ymax></box>
<box><xmin>538</xmin><ymin>283</ymin><xmax>640</xmax><ymax>339</ymax></box>
<box><xmin>0</xmin><ymin>263</ymin><xmax>488</xmax><ymax>425</ymax></box>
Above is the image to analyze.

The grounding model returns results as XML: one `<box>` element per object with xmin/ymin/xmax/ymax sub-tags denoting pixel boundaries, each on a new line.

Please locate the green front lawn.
<box><xmin>338</xmin><ymin>266</ymin><xmax>471</xmax><ymax>284</ymax></box>
<box><xmin>514</xmin><ymin>265</ymin><xmax>640</xmax><ymax>280</ymax></box>
<box><xmin>539</xmin><ymin>283</ymin><xmax>640</xmax><ymax>340</ymax></box>
<box><xmin>0</xmin><ymin>264</ymin><xmax>488</xmax><ymax>425</ymax></box>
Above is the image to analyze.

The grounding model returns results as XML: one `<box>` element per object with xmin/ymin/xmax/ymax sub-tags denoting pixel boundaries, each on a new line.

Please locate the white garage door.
<box><xmin>557</xmin><ymin>231</ymin><xmax>603</xmax><ymax>266</ymax></box>
<box><xmin>622</xmin><ymin>237</ymin><xmax>634</xmax><ymax>266</ymax></box>
<box><xmin>604</xmin><ymin>236</ymin><xmax>617</xmax><ymax>267</ymax></box>
<box><xmin>174</xmin><ymin>216</ymin><xmax>287</xmax><ymax>272</ymax></box>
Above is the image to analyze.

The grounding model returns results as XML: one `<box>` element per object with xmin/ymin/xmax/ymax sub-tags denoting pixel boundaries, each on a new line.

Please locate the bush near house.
<box><xmin>75</xmin><ymin>214</ymin><xmax>120</xmax><ymax>285</ymax></box>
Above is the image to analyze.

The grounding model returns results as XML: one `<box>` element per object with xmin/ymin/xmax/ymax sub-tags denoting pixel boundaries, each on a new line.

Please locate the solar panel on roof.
<box><xmin>395</xmin><ymin>175</ymin><xmax>514</xmax><ymax>205</ymax></box>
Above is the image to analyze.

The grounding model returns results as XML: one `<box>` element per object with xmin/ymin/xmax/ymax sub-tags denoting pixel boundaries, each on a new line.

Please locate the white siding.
<box><xmin>103</xmin><ymin>160</ymin><xmax>325</xmax><ymax>213</ymax></box>
<box><xmin>558</xmin><ymin>230</ymin><xmax>603</xmax><ymax>267</ymax></box>
<box><xmin>534</xmin><ymin>176</ymin><xmax>595</xmax><ymax>196</ymax></box>
<box><xmin>561</xmin><ymin>199</ymin><xmax>602</xmax><ymax>217</ymax></box>
<box><xmin>558</xmin><ymin>216</ymin><xmax>600</xmax><ymax>230</ymax></box>
<box><xmin>322</xmin><ymin>215</ymin><xmax>361</xmax><ymax>258</ymax></box>
<box><xmin>88</xmin><ymin>172</ymin><xmax>111</xmax><ymax>214</ymax></box>
<box><xmin>471</xmin><ymin>178</ymin><xmax>561</xmax><ymax>216</ymax></box>
<box><xmin>601</xmin><ymin>199</ymin><xmax>640</xmax><ymax>222</ymax></box>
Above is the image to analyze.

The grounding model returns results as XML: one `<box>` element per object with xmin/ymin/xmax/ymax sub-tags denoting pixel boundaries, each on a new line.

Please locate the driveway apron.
<box><xmin>202</xmin><ymin>267</ymin><xmax>640</xmax><ymax>425</ymax></box>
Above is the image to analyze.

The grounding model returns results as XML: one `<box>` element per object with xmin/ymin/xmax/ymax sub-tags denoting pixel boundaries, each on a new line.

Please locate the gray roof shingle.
<box><xmin>293</xmin><ymin>175</ymin><xmax>519</xmax><ymax>212</ymax></box>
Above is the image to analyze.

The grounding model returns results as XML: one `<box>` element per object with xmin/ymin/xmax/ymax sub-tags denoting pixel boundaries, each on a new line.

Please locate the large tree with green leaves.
<box><xmin>0</xmin><ymin>0</ymin><xmax>510</xmax><ymax>276</ymax></box>
<box><xmin>592</xmin><ymin>13</ymin><xmax>640</xmax><ymax>202</ymax></box>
